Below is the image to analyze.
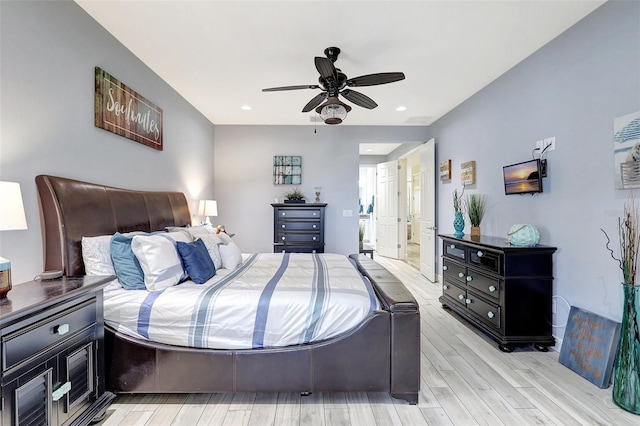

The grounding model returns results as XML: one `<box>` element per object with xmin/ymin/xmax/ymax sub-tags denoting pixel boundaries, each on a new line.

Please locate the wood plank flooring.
<box><xmin>96</xmin><ymin>256</ymin><xmax>638</xmax><ymax>425</ymax></box>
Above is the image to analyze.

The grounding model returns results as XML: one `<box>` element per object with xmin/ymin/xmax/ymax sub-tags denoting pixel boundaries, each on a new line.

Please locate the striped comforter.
<box><xmin>103</xmin><ymin>253</ymin><xmax>380</xmax><ymax>349</ymax></box>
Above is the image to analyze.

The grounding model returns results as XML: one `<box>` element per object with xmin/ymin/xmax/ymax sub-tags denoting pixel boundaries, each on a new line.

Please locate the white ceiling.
<box><xmin>76</xmin><ymin>0</ymin><xmax>604</xmax><ymax>127</ymax></box>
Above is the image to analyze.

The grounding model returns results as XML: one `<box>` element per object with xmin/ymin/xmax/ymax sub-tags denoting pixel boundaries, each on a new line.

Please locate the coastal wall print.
<box><xmin>461</xmin><ymin>160</ymin><xmax>476</xmax><ymax>185</ymax></box>
<box><xmin>95</xmin><ymin>67</ymin><xmax>163</xmax><ymax>150</ymax></box>
<box><xmin>439</xmin><ymin>160</ymin><xmax>451</xmax><ymax>181</ymax></box>
<box><xmin>273</xmin><ymin>156</ymin><xmax>302</xmax><ymax>185</ymax></box>
<box><xmin>613</xmin><ymin>110</ymin><xmax>640</xmax><ymax>189</ymax></box>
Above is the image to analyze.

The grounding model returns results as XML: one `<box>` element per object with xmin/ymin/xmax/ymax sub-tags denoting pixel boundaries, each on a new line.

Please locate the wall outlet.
<box><xmin>536</xmin><ymin>137</ymin><xmax>556</xmax><ymax>152</ymax></box>
<box><xmin>343</xmin><ymin>209</ymin><xmax>353</xmax><ymax>217</ymax></box>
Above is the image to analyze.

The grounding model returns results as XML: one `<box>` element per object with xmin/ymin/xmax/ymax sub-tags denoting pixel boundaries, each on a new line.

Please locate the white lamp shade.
<box><xmin>0</xmin><ymin>181</ymin><xmax>27</xmax><ymax>231</ymax></box>
<box><xmin>198</xmin><ymin>200</ymin><xmax>218</xmax><ymax>217</ymax></box>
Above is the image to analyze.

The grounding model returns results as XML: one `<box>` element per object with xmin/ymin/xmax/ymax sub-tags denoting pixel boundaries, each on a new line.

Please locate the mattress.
<box><xmin>103</xmin><ymin>252</ymin><xmax>380</xmax><ymax>349</ymax></box>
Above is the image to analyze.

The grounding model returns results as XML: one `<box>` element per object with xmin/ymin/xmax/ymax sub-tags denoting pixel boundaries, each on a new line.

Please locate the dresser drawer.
<box><xmin>442</xmin><ymin>258</ymin><xmax>466</xmax><ymax>284</ymax></box>
<box><xmin>276</xmin><ymin>221</ymin><xmax>320</xmax><ymax>231</ymax></box>
<box><xmin>466</xmin><ymin>292</ymin><xmax>501</xmax><ymax>329</ymax></box>
<box><xmin>442</xmin><ymin>281</ymin><xmax>466</xmax><ymax>308</ymax></box>
<box><xmin>468</xmin><ymin>247</ymin><xmax>502</xmax><ymax>274</ymax></box>
<box><xmin>3</xmin><ymin>300</ymin><xmax>96</xmax><ymax>371</ymax></box>
<box><xmin>277</xmin><ymin>233</ymin><xmax>321</xmax><ymax>243</ymax></box>
<box><xmin>277</xmin><ymin>209</ymin><xmax>322</xmax><ymax>219</ymax></box>
<box><xmin>465</xmin><ymin>269</ymin><xmax>501</xmax><ymax>301</ymax></box>
<box><xmin>443</xmin><ymin>241</ymin><xmax>466</xmax><ymax>261</ymax></box>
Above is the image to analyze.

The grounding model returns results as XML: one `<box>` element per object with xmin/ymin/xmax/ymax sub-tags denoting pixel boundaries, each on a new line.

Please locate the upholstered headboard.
<box><xmin>36</xmin><ymin>175</ymin><xmax>191</xmax><ymax>276</ymax></box>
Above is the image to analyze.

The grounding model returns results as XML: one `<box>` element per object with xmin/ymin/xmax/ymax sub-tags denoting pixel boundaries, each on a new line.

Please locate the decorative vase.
<box><xmin>613</xmin><ymin>282</ymin><xmax>640</xmax><ymax>414</ymax></box>
<box><xmin>453</xmin><ymin>211</ymin><xmax>465</xmax><ymax>238</ymax></box>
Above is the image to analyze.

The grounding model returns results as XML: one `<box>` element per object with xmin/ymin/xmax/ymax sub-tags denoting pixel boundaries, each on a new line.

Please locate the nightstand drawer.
<box><xmin>3</xmin><ymin>300</ymin><xmax>96</xmax><ymax>371</ymax></box>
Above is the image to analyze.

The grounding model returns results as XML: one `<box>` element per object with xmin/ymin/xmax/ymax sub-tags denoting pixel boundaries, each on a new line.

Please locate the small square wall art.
<box><xmin>273</xmin><ymin>156</ymin><xmax>302</xmax><ymax>185</ymax></box>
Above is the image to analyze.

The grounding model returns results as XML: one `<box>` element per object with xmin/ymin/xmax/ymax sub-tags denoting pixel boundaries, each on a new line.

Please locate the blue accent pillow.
<box><xmin>110</xmin><ymin>232</ymin><xmax>146</xmax><ymax>290</ymax></box>
<box><xmin>176</xmin><ymin>238</ymin><xmax>216</xmax><ymax>284</ymax></box>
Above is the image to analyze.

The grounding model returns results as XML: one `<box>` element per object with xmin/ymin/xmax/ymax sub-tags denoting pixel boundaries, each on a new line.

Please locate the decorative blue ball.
<box><xmin>508</xmin><ymin>224</ymin><xmax>540</xmax><ymax>247</ymax></box>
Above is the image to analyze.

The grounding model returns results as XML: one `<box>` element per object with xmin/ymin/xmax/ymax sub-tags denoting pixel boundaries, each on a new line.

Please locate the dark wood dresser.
<box><xmin>0</xmin><ymin>276</ymin><xmax>115</xmax><ymax>425</ymax></box>
<box><xmin>272</xmin><ymin>203</ymin><xmax>327</xmax><ymax>253</ymax></box>
<box><xmin>438</xmin><ymin>234</ymin><xmax>557</xmax><ymax>352</ymax></box>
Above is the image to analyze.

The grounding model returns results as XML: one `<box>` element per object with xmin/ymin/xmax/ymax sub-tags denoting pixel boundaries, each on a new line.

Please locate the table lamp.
<box><xmin>198</xmin><ymin>199</ymin><xmax>218</xmax><ymax>225</ymax></box>
<box><xmin>0</xmin><ymin>181</ymin><xmax>28</xmax><ymax>298</ymax></box>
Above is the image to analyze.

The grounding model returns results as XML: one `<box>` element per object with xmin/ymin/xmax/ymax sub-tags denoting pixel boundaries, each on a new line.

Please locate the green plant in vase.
<box><xmin>283</xmin><ymin>187</ymin><xmax>305</xmax><ymax>203</ymax></box>
<box><xmin>359</xmin><ymin>223</ymin><xmax>365</xmax><ymax>250</ymax></box>
<box><xmin>465</xmin><ymin>194</ymin><xmax>487</xmax><ymax>238</ymax></box>
<box><xmin>601</xmin><ymin>193</ymin><xmax>640</xmax><ymax>414</ymax></box>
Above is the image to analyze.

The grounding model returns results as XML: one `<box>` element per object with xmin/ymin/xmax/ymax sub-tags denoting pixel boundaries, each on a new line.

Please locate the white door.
<box><xmin>420</xmin><ymin>139</ymin><xmax>436</xmax><ymax>281</ymax></box>
<box><xmin>376</xmin><ymin>160</ymin><xmax>400</xmax><ymax>259</ymax></box>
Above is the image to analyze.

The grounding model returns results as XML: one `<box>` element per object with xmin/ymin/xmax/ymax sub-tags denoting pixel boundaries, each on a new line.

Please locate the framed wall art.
<box><xmin>461</xmin><ymin>160</ymin><xmax>476</xmax><ymax>185</ymax></box>
<box><xmin>273</xmin><ymin>156</ymin><xmax>302</xmax><ymax>185</ymax></box>
<box><xmin>95</xmin><ymin>67</ymin><xmax>163</xmax><ymax>150</ymax></box>
<box><xmin>613</xmin><ymin>110</ymin><xmax>640</xmax><ymax>189</ymax></box>
<box><xmin>439</xmin><ymin>160</ymin><xmax>451</xmax><ymax>181</ymax></box>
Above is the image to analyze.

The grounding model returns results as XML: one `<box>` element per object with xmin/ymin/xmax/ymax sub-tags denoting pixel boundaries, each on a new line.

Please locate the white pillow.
<box><xmin>217</xmin><ymin>232</ymin><xmax>233</xmax><ymax>245</ymax></box>
<box><xmin>185</xmin><ymin>224</ymin><xmax>215</xmax><ymax>239</ymax></box>
<box><xmin>82</xmin><ymin>235</ymin><xmax>116</xmax><ymax>276</ymax></box>
<box><xmin>198</xmin><ymin>234</ymin><xmax>223</xmax><ymax>270</ymax></box>
<box><xmin>166</xmin><ymin>230</ymin><xmax>193</xmax><ymax>243</ymax></box>
<box><xmin>219</xmin><ymin>241</ymin><xmax>242</xmax><ymax>270</ymax></box>
<box><xmin>131</xmin><ymin>234</ymin><xmax>186</xmax><ymax>291</ymax></box>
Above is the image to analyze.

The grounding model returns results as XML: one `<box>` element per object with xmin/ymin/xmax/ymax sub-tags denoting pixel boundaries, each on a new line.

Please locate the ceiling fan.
<box><xmin>262</xmin><ymin>47</ymin><xmax>405</xmax><ymax>124</ymax></box>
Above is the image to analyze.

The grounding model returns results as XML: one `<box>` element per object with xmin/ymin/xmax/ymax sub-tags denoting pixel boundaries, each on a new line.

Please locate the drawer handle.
<box><xmin>465</xmin><ymin>298</ymin><xmax>472</xmax><ymax>305</ymax></box>
<box><xmin>312</xmin><ymin>237</ymin><xmax>317</xmax><ymax>240</ymax></box>
<box><xmin>313</xmin><ymin>225</ymin><xmax>317</xmax><ymax>228</ymax></box>
<box><xmin>477</xmin><ymin>250</ymin><xmax>484</xmax><ymax>257</ymax></box>
<box><xmin>52</xmin><ymin>381</ymin><xmax>71</xmax><ymax>401</ymax></box>
<box><xmin>458</xmin><ymin>272</ymin><xmax>465</xmax><ymax>278</ymax></box>
<box><xmin>281</xmin><ymin>212</ymin><xmax>286</xmax><ymax>216</ymax></box>
<box><xmin>442</xmin><ymin>284</ymin><xmax>448</xmax><ymax>290</ymax></box>
<box><xmin>489</xmin><ymin>285</ymin><xmax>496</xmax><ymax>292</ymax></box>
<box><xmin>53</xmin><ymin>323</ymin><xmax>69</xmax><ymax>336</ymax></box>
<box><xmin>450</xmin><ymin>244</ymin><xmax>455</xmax><ymax>249</ymax></box>
<box><xmin>281</xmin><ymin>237</ymin><xmax>286</xmax><ymax>240</ymax></box>
<box><xmin>313</xmin><ymin>213</ymin><xmax>318</xmax><ymax>216</ymax></box>
<box><xmin>458</xmin><ymin>294</ymin><xmax>464</xmax><ymax>300</ymax></box>
<box><xmin>281</xmin><ymin>225</ymin><xmax>286</xmax><ymax>228</ymax></box>
<box><xmin>487</xmin><ymin>311</ymin><xmax>495</xmax><ymax>319</ymax></box>
<box><xmin>443</xmin><ymin>265</ymin><xmax>448</xmax><ymax>271</ymax></box>
<box><xmin>466</xmin><ymin>276</ymin><xmax>473</xmax><ymax>282</ymax></box>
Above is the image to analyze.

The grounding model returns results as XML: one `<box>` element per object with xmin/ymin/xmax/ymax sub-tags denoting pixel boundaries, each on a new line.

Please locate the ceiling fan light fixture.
<box><xmin>316</xmin><ymin>97</ymin><xmax>352</xmax><ymax>125</ymax></box>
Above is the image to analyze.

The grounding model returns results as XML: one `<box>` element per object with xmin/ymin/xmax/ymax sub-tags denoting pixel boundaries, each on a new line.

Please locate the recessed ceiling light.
<box><xmin>366</xmin><ymin>148</ymin><xmax>373</xmax><ymax>152</ymax></box>
<box><xmin>395</xmin><ymin>106</ymin><xmax>407</xmax><ymax>112</ymax></box>
<box><xmin>240</xmin><ymin>105</ymin><xmax>252</xmax><ymax>111</ymax></box>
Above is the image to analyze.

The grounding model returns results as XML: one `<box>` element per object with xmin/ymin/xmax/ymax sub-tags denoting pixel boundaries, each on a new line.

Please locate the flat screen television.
<box><xmin>503</xmin><ymin>159</ymin><xmax>543</xmax><ymax>195</ymax></box>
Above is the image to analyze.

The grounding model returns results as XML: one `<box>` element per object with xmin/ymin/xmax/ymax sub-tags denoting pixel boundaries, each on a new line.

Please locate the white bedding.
<box><xmin>103</xmin><ymin>253</ymin><xmax>380</xmax><ymax>349</ymax></box>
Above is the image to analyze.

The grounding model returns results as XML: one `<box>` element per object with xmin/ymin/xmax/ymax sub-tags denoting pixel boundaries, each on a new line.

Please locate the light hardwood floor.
<box><xmin>97</xmin><ymin>256</ymin><xmax>638</xmax><ymax>426</ymax></box>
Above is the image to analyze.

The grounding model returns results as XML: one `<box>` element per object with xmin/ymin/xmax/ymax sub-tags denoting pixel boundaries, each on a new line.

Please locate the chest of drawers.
<box><xmin>439</xmin><ymin>235</ymin><xmax>557</xmax><ymax>352</ymax></box>
<box><xmin>0</xmin><ymin>276</ymin><xmax>115</xmax><ymax>425</ymax></box>
<box><xmin>272</xmin><ymin>203</ymin><xmax>327</xmax><ymax>253</ymax></box>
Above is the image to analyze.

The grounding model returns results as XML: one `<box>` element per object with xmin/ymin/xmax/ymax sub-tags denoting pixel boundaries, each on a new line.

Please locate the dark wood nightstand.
<box><xmin>0</xmin><ymin>275</ymin><xmax>116</xmax><ymax>425</ymax></box>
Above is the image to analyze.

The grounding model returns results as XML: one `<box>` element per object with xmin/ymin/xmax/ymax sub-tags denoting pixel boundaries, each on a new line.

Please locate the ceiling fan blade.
<box><xmin>302</xmin><ymin>92</ymin><xmax>328</xmax><ymax>112</ymax></box>
<box><xmin>315</xmin><ymin>57</ymin><xmax>337</xmax><ymax>80</ymax></box>
<box><xmin>340</xmin><ymin>89</ymin><xmax>378</xmax><ymax>109</ymax></box>
<box><xmin>262</xmin><ymin>84</ymin><xmax>319</xmax><ymax>92</ymax></box>
<box><xmin>346</xmin><ymin>72</ymin><xmax>405</xmax><ymax>87</ymax></box>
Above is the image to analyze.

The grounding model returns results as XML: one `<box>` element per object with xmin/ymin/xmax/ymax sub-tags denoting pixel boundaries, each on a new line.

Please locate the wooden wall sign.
<box><xmin>559</xmin><ymin>306</ymin><xmax>621</xmax><ymax>388</ymax></box>
<box><xmin>94</xmin><ymin>67</ymin><xmax>163</xmax><ymax>150</ymax></box>
<box><xmin>461</xmin><ymin>160</ymin><xmax>476</xmax><ymax>185</ymax></box>
<box><xmin>439</xmin><ymin>160</ymin><xmax>451</xmax><ymax>181</ymax></box>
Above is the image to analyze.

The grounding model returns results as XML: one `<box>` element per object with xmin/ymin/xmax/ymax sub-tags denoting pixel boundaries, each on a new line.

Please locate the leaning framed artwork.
<box><xmin>273</xmin><ymin>156</ymin><xmax>302</xmax><ymax>185</ymax></box>
<box><xmin>95</xmin><ymin>67</ymin><xmax>163</xmax><ymax>150</ymax></box>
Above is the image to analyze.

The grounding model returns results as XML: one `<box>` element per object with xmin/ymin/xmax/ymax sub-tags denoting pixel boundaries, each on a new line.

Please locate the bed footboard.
<box><xmin>349</xmin><ymin>254</ymin><xmax>420</xmax><ymax>404</ymax></box>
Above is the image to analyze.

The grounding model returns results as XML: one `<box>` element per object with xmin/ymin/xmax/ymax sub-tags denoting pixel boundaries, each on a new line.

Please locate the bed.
<box><xmin>35</xmin><ymin>174</ymin><xmax>420</xmax><ymax>404</ymax></box>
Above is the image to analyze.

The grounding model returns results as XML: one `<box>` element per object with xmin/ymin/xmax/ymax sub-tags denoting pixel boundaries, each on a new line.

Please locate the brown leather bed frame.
<box><xmin>36</xmin><ymin>174</ymin><xmax>420</xmax><ymax>404</ymax></box>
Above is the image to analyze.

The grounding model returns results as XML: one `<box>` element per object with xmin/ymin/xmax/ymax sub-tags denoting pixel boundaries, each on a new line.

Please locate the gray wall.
<box><xmin>431</xmin><ymin>0</ymin><xmax>640</xmax><ymax>343</ymax></box>
<box><xmin>213</xmin><ymin>125</ymin><xmax>428</xmax><ymax>255</ymax></box>
<box><xmin>0</xmin><ymin>1</ymin><xmax>216</xmax><ymax>283</ymax></box>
